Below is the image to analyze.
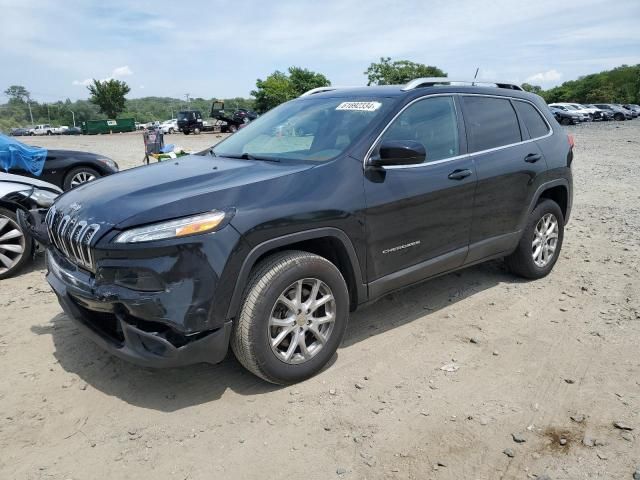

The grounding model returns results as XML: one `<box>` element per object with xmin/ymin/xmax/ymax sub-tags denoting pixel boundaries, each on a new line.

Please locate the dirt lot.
<box><xmin>2</xmin><ymin>124</ymin><xmax>639</xmax><ymax>479</ymax></box>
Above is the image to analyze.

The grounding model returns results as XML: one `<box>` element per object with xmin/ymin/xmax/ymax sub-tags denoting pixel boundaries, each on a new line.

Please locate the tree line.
<box><xmin>2</xmin><ymin>61</ymin><xmax>639</xmax><ymax>132</ymax></box>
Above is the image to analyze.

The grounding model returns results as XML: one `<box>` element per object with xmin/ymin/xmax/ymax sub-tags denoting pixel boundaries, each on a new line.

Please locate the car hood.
<box><xmin>52</xmin><ymin>154</ymin><xmax>315</xmax><ymax>231</ymax></box>
<box><xmin>47</xmin><ymin>149</ymin><xmax>103</xmax><ymax>159</ymax></box>
<box><xmin>0</xmin><ymin>172</ymin><xmax>62</xmax><ymax>193</ymax></box>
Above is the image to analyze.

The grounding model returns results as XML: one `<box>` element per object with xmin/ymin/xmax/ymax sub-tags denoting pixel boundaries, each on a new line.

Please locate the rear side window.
<box><xmin>462</xmin><ymin>96</ymin><xmax>521</xmax><ymax>152</ymax></box>
<box><xmin>513</xmin><ymin>101</ymin><xmax>550</xmax><ymax>139</ymax></box>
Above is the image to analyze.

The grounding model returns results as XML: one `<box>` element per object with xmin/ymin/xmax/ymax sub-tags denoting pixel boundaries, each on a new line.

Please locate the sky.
<box><xmin>1</xmin><ymin>0</ymin><xmax>639</xmax><ymax>102</ymax></box>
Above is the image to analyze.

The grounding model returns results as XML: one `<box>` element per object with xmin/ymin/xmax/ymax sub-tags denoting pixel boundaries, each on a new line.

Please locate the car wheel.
<box><xmin>614</xmin><ymin>113</ymin><xmax>624</xmax><ymax>121</ymax></box>
<box><xmin>229</xmin><ymin>125</ymin><xmax>238</xmax><ymax>133</ymax></box>
<box><xmin>64</xmin><ymin>167</ymin><xmax>100</xmax><ymax>190</ymax></box>
<box><xmin>183</xmin><ymin>130</ymin><xmax>190</xmax><ymax>135</ymax></box>
<box><xmin>169</xmin><ymin>128</ymin><xmax>174</xmax><ymax>134</ymax></box>
<box><xmin>231</xmin><ymin>250</ymin><xmax>350</xmax><ymax>385</ymax></box>
<box><xmin>194</xmin><ymin>128</ymin><xmax>201</xmax><ymax>135</ymax></box>
<box><xmin>505</xmin><ymin>199</ymin><xmax>564</xmax><ymax>280</ymax></box>
<box><xmin>0</xmin><ymin>207</ymin><xmax>33</xmax><ymax>280</ymax></box>
<box><xmin>560</xmin><ymin>117</ymin><xmax>572</xmax><ymax>126</ymax></box>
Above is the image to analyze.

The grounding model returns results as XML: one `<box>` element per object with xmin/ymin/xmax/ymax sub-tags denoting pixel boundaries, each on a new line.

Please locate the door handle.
<box><xmin>448</xmin><ymin>169</ymin><xmax>472</xmax><ymax>180</ymax></box>
<box><xmin>525</xmin><ymin>153</ymin><xmax>542</xmax><ymax>163</ymax></box>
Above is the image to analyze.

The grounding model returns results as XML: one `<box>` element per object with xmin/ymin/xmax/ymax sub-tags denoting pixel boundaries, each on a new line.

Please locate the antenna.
<box><xmin>473</xmin><ymin>68</ymin><xmax>479</xmax><ymax>86</ymax></box>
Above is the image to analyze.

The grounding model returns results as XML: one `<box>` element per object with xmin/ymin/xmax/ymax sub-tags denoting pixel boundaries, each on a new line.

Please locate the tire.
<box><xmin>63</xmin><ymin>166</ymin><xmax>100</xmax><ymax>191</ymax></box>
<box><xmin>169</xmin><ymin>128</ymin><xmax>174</xmax><ymax>134</ymax></box>
<box><xmin>183</xmin><ymin>130</ymin><xmax>190</xmax><ymax>135</ymax></box>
<box><xmin>505</xmin><ymin>199</ymin><xmax>564</xmax><ymax>279</ymax></box>
<box><xmin>229</xmin><ymin>125</ymin><xmax>238</xmax><ymax>133</ymax></box>
<box><xmin>0</xmin><ymin>207</ymin><xmax>33</xmax><ymax>280</ymax></box>
<box><xmin>194</xmin><ymin>128</ymin><xmax>201</xmax><ymax>135</ymax></box>
<box><xmin>614</xmin><ymin>113</ymin><xmax>624</xmax><ymax>121</ymax></box>
<box><xmin>231</xmin><ymin>250</ymin><xmax>350</xmax><ymax>385</ymax></box>
<box><xmin>561</xmin><ymin>117</ymin><xmax>572</xmax><ymax>126</ymax></box>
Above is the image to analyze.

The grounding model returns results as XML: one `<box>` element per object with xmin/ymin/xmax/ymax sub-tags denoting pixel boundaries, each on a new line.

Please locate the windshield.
<box><xmin>212</xmin><ymin>97</ymin><xmax>394</xmax><ymax>162</ymax></box>
<box><xmin>178</xmin><ymin>112</ymin><xmax>195</xmax><ymax>120</ymax></box>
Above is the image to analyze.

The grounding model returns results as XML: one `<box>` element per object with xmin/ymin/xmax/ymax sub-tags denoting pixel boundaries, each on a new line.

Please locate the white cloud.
<box><xmin>112</xmin><ymin>65</ymin><xmax>133</xmax><ymax>77</ymax></box>
<box><xmin>526</xmin><ymin>69</ymin><xmax>563</xmax><ymax>84</ymax></box>
<box><xmin>72</xmin><ymin>66</ymin><xmax>133</xmax><ymax>86</ymax></box>
<box><xmin>72</xmin><ymin>78</ymin><xmax>92</xmax><ymax>86</ymax></box>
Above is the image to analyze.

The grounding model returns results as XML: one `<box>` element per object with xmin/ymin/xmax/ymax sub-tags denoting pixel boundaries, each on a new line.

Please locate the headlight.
<box><xmin>20</xmin><ymin>188</ymin><xmax>59</xmax><ymax>208</ymax></box>
<box><xmin>114</xmin><ymin>210</ymin><xmax>227</xmax><ymax>243</ymax></box>
<box><xmin>96</xmin><ymin>157</ymin><xmax>118</xmax><ymax>170</ymax></box>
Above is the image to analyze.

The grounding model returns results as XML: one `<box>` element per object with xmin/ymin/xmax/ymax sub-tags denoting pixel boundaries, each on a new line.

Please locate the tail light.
<box><xmin>567</xmin><ymin>134</ymin><xmax>575</xmax><ymax>149</ymax></box>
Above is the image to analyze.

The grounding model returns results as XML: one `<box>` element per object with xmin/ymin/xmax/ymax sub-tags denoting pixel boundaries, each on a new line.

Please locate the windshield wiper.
<box><xmin>220</xmin><ymin>153</ymin><xmax>280</xmax><ymax>162</ymax></box>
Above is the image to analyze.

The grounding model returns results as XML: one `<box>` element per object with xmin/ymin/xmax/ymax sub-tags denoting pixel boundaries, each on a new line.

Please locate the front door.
<box><xmin>363</xmin><ymin>95</ymin><xmax>476</xmax><ymax>295</ymax></box>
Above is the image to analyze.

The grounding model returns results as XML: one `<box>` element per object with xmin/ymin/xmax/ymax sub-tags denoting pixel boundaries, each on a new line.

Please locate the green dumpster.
<box><xmin>81</xmin><ymin>118</ymin><xmax>136</xmax><ymax>135</ymax></box>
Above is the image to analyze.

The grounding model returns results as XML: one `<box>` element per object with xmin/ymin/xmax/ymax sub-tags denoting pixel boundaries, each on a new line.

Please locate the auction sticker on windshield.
<box><xmin>336</xmin><ymin>101</ymin><xmax>382</xmax><ymax>112</ymax></box>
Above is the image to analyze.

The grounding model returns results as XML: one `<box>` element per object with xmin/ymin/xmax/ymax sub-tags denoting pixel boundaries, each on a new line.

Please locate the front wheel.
<box><xmin>0</xmin><ymin>207</ymin><xmax>32</xmax><ymax>280</ymax></box>
<box><xmin>561</xmin><ymin>117</ymin><xmax>572</xmax><ymax>126</ymax></box>
<box><xmin>505</xmin><ymin>199</ymin><xmax>564</xmax><ymax>279</ymax></box>
<box><xmin>63</xmin><ymin>166</ymin><xmax>100</xmax><ymax>190</ymax></box>
<box><xmin>614</xmin><ymin>113</ymin><xmax>625</xmax><ymax>121</ymax></box>
<box><xmin>231</xmin><ymin>251</ymin><xmax>349</xmax><ymax>385</ymax></box>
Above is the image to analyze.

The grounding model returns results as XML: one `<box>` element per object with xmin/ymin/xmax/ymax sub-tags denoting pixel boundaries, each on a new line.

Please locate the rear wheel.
<box><xmin>561</xmin><ymin>117</ymin><xmax>572</xmax><ymax>126</ymax></box>
<box><xmin>614</xmin><ymin>112</ymin><xmax>625</xmax><ymax>121</ymax></box>
<box><xmin>228</xmin><ymin>125</ymin><xmax>238</xmax><ymax>133</ymax></box>
<box><xmin>194</xmin><ymin>128</ymin><xmax>201</xmax><ymax>135</ymax></box>
<box><xmin>231</xmin><ymin>251</ymin><xmax>349</xmax><ymax>385</ymax></box>
<box><xmin>505</xmin><ymin>199</ymin><xmax>564</xmax><ymax>279</ymax></box>
<box><xmin>64</xmin><ymin>166</ymin><xmax>100</xmax><ymax>190</ymax></box>
<box><xmin>0</xmin><ymin>207</ymin><xmax>32</xmax><ymax>280</ymax></box>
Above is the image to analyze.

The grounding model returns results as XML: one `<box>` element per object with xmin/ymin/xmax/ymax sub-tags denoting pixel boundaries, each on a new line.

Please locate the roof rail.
<box><xmin>402</xmin><ymin>77</ymin><xmax>524</xmax><ymax>91</ymax></box>
<box><xmin>299</xmin><ymin>87</ymin><xmax>339</xmax><ymax>97</ymax></box>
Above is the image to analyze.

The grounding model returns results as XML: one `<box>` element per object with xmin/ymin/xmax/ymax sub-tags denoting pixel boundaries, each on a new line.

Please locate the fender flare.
<box><xmin>519</xmin><ymin>178</ymin><xmax>570</xmax><ymax>231</ymax></box>
<box><xmin>226</xmin><ymin>227</ymin><xmax>366</xmax><ymax>321</ymax></box>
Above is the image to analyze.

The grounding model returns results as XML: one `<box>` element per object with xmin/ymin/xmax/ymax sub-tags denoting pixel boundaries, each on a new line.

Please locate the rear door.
<box><xmin>363</xmin><ymin>95</ymin><xmax>476</xmax><ymax>292</ymax></box>
<box><xmin>461</xmin><ymin>95</ymin><xmax>550</xmax><ymax>262</ymax></box>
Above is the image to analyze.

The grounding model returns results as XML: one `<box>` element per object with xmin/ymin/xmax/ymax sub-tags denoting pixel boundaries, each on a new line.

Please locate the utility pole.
<box><xmin>27</xmin><ymin>100</ymin><xmax>34</xmax><ymax>125</ymax></box>
<box><xmin>185</xmin><ymin>93</ymin><xmax>190</xmax><ymax>109</ymax></box>
<box><xmin>47</xmin><ymin>103</ymin><xmax>50</xmax><ymax>122</ymax></box>
<box><xmin>69</xmin><ymin>110</ymin><xmax>76</xmax><ymax>127</ymax></box>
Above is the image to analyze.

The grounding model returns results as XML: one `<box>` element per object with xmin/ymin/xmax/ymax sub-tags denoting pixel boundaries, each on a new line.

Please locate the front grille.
<box><xmin>45</xmin><ymin>205</ymin><xmax>100</xmax><ymax>271</ymax></box>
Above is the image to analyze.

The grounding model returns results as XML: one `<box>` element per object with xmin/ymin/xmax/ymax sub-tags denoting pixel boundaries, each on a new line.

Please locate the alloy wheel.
<box><xmin>70</xmin><ymin>171</ymin><xmax>96</xmax><ymax>188</ymax></box>
<box><xmin>532</xmin><ymin>213</ymin><xmax>559</xmax><ymax>268</ymax></box>
<box><xmin>268</xmin><ymin>278</ymin><xmax>336</xmax><ymax>364</ymax></box>
<box><xmin>0</xmin><ymin>214</ymin><xmax>26</xmax><ymax>276</ymax></box>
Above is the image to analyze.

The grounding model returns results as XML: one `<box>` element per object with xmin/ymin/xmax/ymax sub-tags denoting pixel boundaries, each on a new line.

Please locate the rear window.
<box><xmin>513</xmin><ymin>101</ymin><xmax>550</xmax><ymax>139</ymax></box>
<box><xmin>462</xmin><ymin>96</ymin><xmax>522</xmax><ymax>152</ymax></box>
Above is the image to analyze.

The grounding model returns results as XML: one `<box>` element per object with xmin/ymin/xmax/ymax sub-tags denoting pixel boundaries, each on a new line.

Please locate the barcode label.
<box><xmin>336</xmin><ymin>101</ymin><xmax>382</xmax><ymax>112</ymax></box>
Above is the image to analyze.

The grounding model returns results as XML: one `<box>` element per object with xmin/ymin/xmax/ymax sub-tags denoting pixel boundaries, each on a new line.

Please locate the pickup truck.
<box><xmin>29</xmin><ymin>124</ymin><xmax>67</xmax><ymax>136</ymax></box>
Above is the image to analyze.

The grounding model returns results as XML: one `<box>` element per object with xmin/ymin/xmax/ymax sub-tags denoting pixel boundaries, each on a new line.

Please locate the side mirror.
<box><xmin>369</xmin><ymin>140</ymin><xmax>426</xmax><ymax>167</ymax></box>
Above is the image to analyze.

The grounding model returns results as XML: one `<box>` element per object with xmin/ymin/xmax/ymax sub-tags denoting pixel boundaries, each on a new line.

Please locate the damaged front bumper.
<box><xmin>46</xmin><ymin>247</ymin><xmax>233</xmax><ymax>368</ymax></box>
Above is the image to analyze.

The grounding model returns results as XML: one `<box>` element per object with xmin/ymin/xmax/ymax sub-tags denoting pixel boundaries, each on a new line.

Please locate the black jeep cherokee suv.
<box><xmin>44</xmin><ymin>78</ymin><xmax>573</xmax><ymax>384</ymax></box>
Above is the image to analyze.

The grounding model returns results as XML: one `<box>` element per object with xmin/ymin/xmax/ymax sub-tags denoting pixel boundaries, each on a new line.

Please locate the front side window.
<box><xmin>213</xmin><ymin>97</ymin><xmax>394</xmax><ymax>162</ymax></box>
<box><xmin>462</xmin><ymin>96</ymin><xmax>522</xmax><ymax>152</ymax></box>
<box><xmin>379</xmin><ymin>96</ymin><xmax>459</xmax><ymax>162</ymax></box>
<box><xmin>513</xmin><ymin>101</ymin><xmax>550</xmax><ymax>139</ymax></box>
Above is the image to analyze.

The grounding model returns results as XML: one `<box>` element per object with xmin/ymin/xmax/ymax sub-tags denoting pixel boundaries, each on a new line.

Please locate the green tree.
<box><xmin>4</xmin><ymin>85</ymin><xmax>30</xmax><ymax>103</ymax></box>
<box><xmin>364</xmin><ymin>57</ymin><xmax>446</xmax><ymax>86</ymax></box>
<box><xmin>87</xmin><ymin>79</ymin><xmax>131</xmax><ymax>118</ymax></box>
<box><xmin>251</xmin><ymin>67</ymin><xmax>331</xmax><ymax>112</ymax></box>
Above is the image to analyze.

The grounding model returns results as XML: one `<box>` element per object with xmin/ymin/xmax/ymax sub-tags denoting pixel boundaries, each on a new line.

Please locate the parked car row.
<box><xmin>9</xmin><ymin>124</ymin><xmax>82</xmax><ymax>136</ymax></box>
<box><xmin>548</xmin><ymin>102</ymin><xmax>640</xmax><ymax>125</ymax></box>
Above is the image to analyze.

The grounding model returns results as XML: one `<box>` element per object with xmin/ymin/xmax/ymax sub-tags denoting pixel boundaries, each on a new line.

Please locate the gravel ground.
<box><xmin>2</xmin><ymin>122</ymin><xmax>640</xmax><ymax>479</ymax></box>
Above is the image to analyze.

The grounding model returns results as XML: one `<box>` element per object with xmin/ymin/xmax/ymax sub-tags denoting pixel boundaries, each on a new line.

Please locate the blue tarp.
<box><xmin>0</xmin><ymin>134</ymin><xmax>47</xmax><ymax>176</ymax></box>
